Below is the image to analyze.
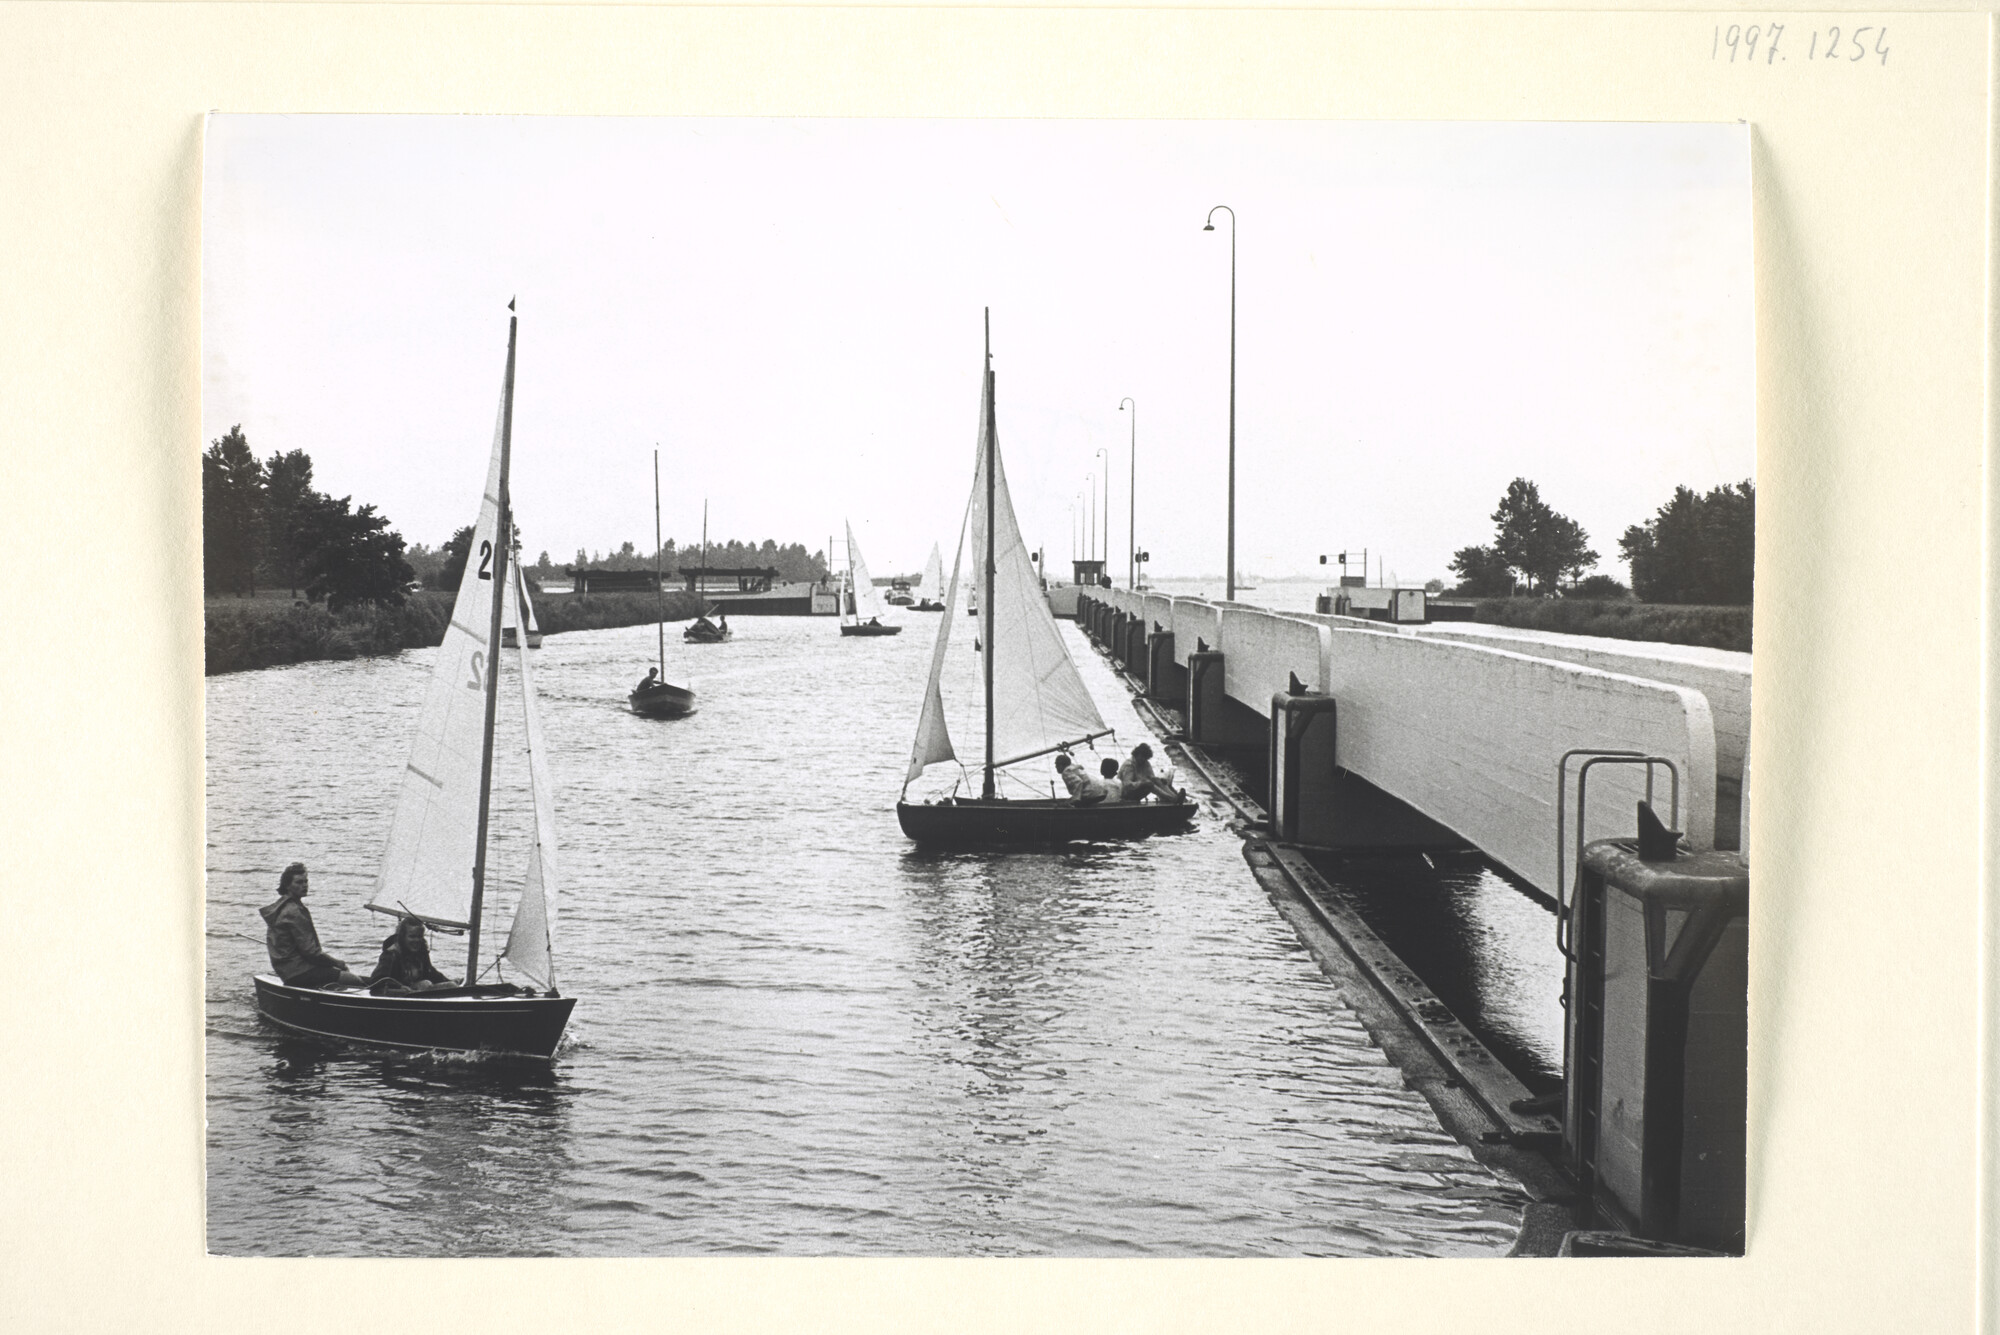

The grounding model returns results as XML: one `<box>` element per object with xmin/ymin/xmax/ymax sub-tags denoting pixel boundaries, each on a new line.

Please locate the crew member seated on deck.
<box><xmin>1118</xmin><ymin>743</ymin><xmax>1183</xmax><ymax>803</ymax></box>
<box><xmin>1054</xmin><ymin>753</ymin><xmax>1108</xmax><ymax>806</ymax></box>
<box><xmin>637</xmin><ymin>666</ymin><xmax>661</xmax><ymax>692</ymax></box>
<box><xmin>1099</xmin><ymin>757</ymin><xmax>1126</xmax><ymax>799</ymax></box>
<box><xmin>261</xmin><ymin>862</ymin><xmax>370</xmax><ymax>989</ymax></box>
<box><xmin>369</xmin><ymin>916</ymin><xmax>456</xmax><ymax>993</ymax></box>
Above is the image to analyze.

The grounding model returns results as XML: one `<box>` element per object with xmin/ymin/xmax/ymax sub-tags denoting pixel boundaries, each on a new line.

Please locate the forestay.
<box><xmin>366</xmin><ymin>380</ymin><xmax>510</xmax><ymax>930</ymax></box>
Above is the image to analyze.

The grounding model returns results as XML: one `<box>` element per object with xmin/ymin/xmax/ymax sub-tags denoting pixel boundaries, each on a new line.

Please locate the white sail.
<box><xmin>367</xmin><ymin>376</ymin><xmax>511</xmax><ymax>930</ymax></box>
<box><xmin>500</xmin><ymin>562</ymin><xmax>560</xmax><ymax>989</ymax></box>
<box><xmin>906</xmin><ymin>509</ymin><xmax>971</xmax><ymax>783</ymax></box>
<box><xmin>920</xmin><ymin>544</ymin><xmax>944</xmax><ymax>599</ymax></box>
<box><xmin>846</xmin><ymin>522</ymin><xmax>889</xmax><ymax>621</ymax></box>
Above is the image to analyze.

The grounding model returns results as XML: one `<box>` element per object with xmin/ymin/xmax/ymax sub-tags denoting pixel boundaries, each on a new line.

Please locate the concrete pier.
<box><xmin>1079</xmin><ymin>589</ymin><xmax>1725</xmax><ymax>903</ymax></box>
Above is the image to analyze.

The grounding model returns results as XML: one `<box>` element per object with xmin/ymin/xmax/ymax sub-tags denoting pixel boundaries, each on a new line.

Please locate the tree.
<box><xmin>297</xmin><ymin>493</ymin><xmax>415</xmax><ymax>612</ymax></box>
<box><xmin>1489</xmin><ymin>478</ymin><xmax>1598</xmax><ymax>594</ymax></box>
<box><xmin>1448</xmin><ymin>544</ymin><xmax>1516</xmax><ymax>597</ymax></box>
<box><xmin>1571</xmin><ymin>574</ymin><xmax>1631</xmax><ymax>599</ymax></box>
<box><xmin>1619</xmin><ymin>480</ymin><xmax>1754</xmax><ymax>604</ymax></box>
<box><xmin>437</xmin><ymin>525</ymin><xmax>476</xmax><ymax>591</ymax></box>
<box><xmin>202</xmin><ymin>426</ymin><xmax>265</xmax><ymax>596</ymax></box>
<box><xmin>261</xmin><ymin>448</ymin><xmax>316</xmax><ymax>596</ymax></box>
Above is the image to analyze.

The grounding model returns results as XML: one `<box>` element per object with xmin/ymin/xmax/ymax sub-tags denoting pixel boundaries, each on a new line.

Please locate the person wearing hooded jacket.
<box><xmin>260</xmin><ymin>862</ymin><xmax>369</xmax><ymax>989</ymax></box>
<box><xmin>368</xmin><ymin>916</ymin><xmax>455</xmax><ymax>993</ymax></box>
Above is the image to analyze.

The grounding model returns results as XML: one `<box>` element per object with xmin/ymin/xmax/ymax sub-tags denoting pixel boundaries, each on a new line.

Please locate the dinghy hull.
<box><xmin>253</xmin><ymin>975</ymin><xmax>576</xmax><ymax>1059</ymax></box>
<box><xmin>840</xmin><ymin>623</ymin><xmax>903</xmax><ymax>637</ymax></box>
<box><xmin>629</xmin><ymin>682</ymin><xmax>698</xmax><ymax>718</ymax></box>
<box><xmin>896</xmin><ymin>796</ymin><xmax>1196</xmax><ymax>846</ymax></box>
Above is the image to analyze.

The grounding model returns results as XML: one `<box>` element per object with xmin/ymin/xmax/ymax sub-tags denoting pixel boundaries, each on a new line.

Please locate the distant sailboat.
<box><xmin>914</xmin><ymin>543</ymin><xmax>946</xmax><ymax>612</ymax></box>
<box><xmin>683</xmin><ymin>500</ymin><xmax>732</xmax><ymax>644</ymax></box>
<box><xmin>840</xmin><ymin>522</ymin><xmax>902</xmax><ymax>637</ymax></box>
<box><xmin>897</xmin><ymin>312</ymin><xmax>1194</xmax><ymax>845</ymax></box>
<box><xmin>253</xmin><ymin>306</ymin><xmax>576</xmax><ymax>1058</ymax></box>
<box><xmin>630</xmin><ymin>450</ymin><xmax>698</xmax><ymax>718</ymax></box>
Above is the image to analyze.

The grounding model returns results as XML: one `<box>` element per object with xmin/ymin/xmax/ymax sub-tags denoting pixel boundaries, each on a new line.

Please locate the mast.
<box><xmin>466</xmin><ymin>303</ymin><xmax>516</xmax><ymax>984</ymax></box>
<box><xmin>699</xmin><ymin>500</ymin><xmax>709</xmax><ymax>613</ymax></box>
<box><xmin>981</xmin><ymin>308</ymin><xmax>996</xmax><ymax>800</ymax></box>
<box><xmin>653</xmin><ymin>449</ymin><xmax>665</xmax><ymax>676</ymax></box>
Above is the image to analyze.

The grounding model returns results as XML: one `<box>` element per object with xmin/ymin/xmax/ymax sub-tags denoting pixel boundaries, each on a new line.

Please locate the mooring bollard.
<box><xmin>1146</xmin><ymin>629</ymin><xmax>1179</xmax><ymax>703</ymax></box>
<box><xmin>1185</xmin><ymin>651</ymin><xmax>1226</xmax><ymax>744</ymax></box>
<box><xmin>1563</xmin><ymin>823</ymin><xmax>1748</xmax><ymax>1253</ymax></box>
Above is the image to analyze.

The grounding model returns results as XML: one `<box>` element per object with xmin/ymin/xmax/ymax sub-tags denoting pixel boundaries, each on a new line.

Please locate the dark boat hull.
<box><xmin>630</xmin><ymin>681</ymin><xmax>697</xmax><ymax>717</ymax></box>
<box><xmin>896</xmin><ymin>795</ymin><xmax>1196</xmax><ymax>845</ymax></box>
<box><xmin>253</xmin><ymin>975</ymin><xmax>576</xmax><ymax>1059</ymax></box>
<box><xmin>683</xmin><ymin>627</ymin><xmax>732</xmax><ymax>643</ymax></box>
<box><xmin>914</xmin><ymin>601</ymin><xmax>945</xmax><ymax>612</ymax></box>
<box><xmin>840</xmin><ymin>623</ymin><xmax>903</xmax><ymax>637</ymax></box>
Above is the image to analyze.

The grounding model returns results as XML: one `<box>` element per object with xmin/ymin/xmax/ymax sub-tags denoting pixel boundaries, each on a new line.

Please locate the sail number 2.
<box><xmin>467</xmin><ymin>650</ymin><xmax>486</xmax><ymax>692</ymax></box>
<box><xmin>477</xmin><ymin>540</ymin><xmax>494</xmax><ymax>580</ymax></box>
<box><xmin>1711</xmin><ymin>22</ymin><xmax>1889</xmax><ymax>64</ymax></box>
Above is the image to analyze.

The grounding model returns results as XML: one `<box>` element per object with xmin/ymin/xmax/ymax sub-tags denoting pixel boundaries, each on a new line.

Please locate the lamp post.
<box><xmin>1118</xmin><ymin>398</ymin><xmax>1136</xmax><ymax>590</ymax></box>
<box><xmin>1086</xmin><ymin>472</ymin><xmax>1096</xmax><ymax>565</ymax></box>
<box><xmin>1203</xmin><ymin>204</ymin><xmax>1237</xmax><ymax>601</ymax></box>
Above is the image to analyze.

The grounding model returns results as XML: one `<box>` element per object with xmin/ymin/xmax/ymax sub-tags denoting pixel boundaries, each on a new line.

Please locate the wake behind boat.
<box><xmin>897</xmin><ymin>312</ymin><xmax>1194</xmax><ymax>846</ymax></box>
<box><xmin>253</xmin><ymin>306</ymin><xmax>576</xmax><ymax>1059</ymax></box>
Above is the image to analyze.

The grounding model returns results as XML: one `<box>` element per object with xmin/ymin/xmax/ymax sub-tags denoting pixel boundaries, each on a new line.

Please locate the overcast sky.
<box><xmin>203</xmin><ymin>117</ymin><xmax>1751</xmax><ymax>585</ymax></box>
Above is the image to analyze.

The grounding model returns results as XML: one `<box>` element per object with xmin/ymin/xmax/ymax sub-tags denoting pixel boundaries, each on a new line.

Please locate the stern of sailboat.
<box><xmin>253</xmin><ymin>975</ymin><xmax>577</xmax><ymax>1059</ymax></box>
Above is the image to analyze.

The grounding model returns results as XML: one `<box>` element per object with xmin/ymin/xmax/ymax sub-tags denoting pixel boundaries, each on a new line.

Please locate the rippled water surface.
<box><xmin>206</xmin><ymin>616</ymin><xmax>1525</xmax><ymax>1256</ymax></box>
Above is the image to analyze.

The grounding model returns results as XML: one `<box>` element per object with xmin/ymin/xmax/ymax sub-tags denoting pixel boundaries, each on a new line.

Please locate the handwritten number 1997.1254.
<box><xmin>1713</xmin><ymin>23</ymin><xmax>1889</xmax><ymax>65</ymax></box>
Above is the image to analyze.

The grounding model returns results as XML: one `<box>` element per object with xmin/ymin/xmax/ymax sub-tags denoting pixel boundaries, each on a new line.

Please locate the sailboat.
<box><xmin>897</xmin><ymin>312</ymin><xmax>1195</xmax><ymax>845</ymax></box>
<box><xmin>683</xmin><ymin>499</ymin><xmax>732</xmax><ymax>644</ymax></box>
<box><xmin>501</xmin><ymin>547</ymin><xmax>544</xmax><ymax>648</ymax></box>
<box><xmin>253</xmin><ymin>307</ymin><xmax>577</xmax><ymax>1058</ymax></box>
<box><xmin>630</xmin><ymin>449</ymin><xmax>698</xmax><ymax>718</ymax></box>
<box><xmin>839</xmin><ymin>522</ymin><xmax>902</xmax><ymax>637</ymax></box>
<box><xmin>914</xmin><ymin>543</ymin><xmax>946</xmax><ymax>612</ymax></box>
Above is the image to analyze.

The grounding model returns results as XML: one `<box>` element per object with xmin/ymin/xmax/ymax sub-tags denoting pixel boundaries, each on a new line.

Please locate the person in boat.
<box><xmin>1117</xmin><ymin>743</ymin><xmax>1183</xmax><ymax>803</ymax></box>
<box><xmin>1098</xmin><ymin>757</ymin><xmax>1128</xmax><ymax>800</ymax></box>
<box><xmin>1053</xmin><ymin>753</ymin><xmax>1108</xmax><ymax>806</ymax></box>
<box><xmin>637</xmin><ymin>666</ymin><xmax>661</xmax><ymax>692</ymax></box>
<box><xmin>260</xmin><ymin>862</ymin><xmax>370</xmax><ymax>990</ymax></box>
<box><xmin>368</xmin><ymin>916</ymin><xmax>455</xmax><ymax>993</ymax></box>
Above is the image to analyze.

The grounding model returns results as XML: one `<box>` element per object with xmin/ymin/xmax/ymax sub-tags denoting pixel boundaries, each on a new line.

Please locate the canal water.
<box><xmin>205</xmin><ymin>615</ymin><xmax>1530</xmax><ymax>1256</ymax></box>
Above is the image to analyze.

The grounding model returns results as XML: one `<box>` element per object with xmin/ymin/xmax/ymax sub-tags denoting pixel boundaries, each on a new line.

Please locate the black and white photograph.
<box><xmin>199</xmin><ymin>116</ymin><xmax>1755</xmax><ymax>1258</ymax></box>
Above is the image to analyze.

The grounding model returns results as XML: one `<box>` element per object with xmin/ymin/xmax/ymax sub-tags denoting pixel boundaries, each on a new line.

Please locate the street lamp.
<box><xmin>1203</xmin><ymin>204</ymin><xmax>1237</xmax><ymax>601</ymax></box>
<box><xmin>1094</xmin><ymin>446</ymin><xmax>1109</xmax><ymax>580</ymax></box>
<box><xmin>1086</xmin><ymin>472</ymin><xmax>1096</xmax><ymax>565</ymax></box>
<box><xmin>1118</xmin><ymin>397</ymin><xmax>1136</xmax><ymax>590</ymax></box>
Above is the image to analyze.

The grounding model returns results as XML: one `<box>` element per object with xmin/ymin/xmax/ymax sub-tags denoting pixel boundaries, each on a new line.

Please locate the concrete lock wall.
<box><xmin>1171</xmin><ymin>600</ymin><xmax>1225</xmax><ymax>667</ymax></box>
<box><xmin>1219</xmin><ymin>605</ymin><xmax>1331</xmax><ymax>704</ymax></box>
<box><xmin>1419</xmin><ymin>627</ymin><xmax>1750</xmax><ymax>782</ymax></box>
<box><xmin>1318</xmin><ymin>628</ymin><xmax>1716</xmax><ymax>898</ymax></box>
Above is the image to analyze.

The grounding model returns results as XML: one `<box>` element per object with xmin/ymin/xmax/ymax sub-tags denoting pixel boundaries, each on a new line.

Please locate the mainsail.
<box><xmin>367</xmin><ymin>375</ymin><xmax>512</xmax><ymax>930</ymax></box>
<box><xmin>919</xmin><ymin>544</ymin><xmax>944</xmax><ymax>599</ymax></box>
<box><xmin>905</xmin><ymin>319</ymin><xmax>1110</xmax><ymax>787</ymax></box>
<box><xmin>500</xmin><ymin>561</ymin><xmax>560</xmax><ymax>989</ymax></box>
<box><xmin>845</xmin><ymin>522</ymin><xmax>888</xmax><ymax>622</ymax></box>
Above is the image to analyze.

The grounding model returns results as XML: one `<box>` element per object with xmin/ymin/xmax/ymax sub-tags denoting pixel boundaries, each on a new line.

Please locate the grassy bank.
<box><xmin>205</xmin><ymin>588</ymin><xmax>704</xmax><ymax>675</ymax></box>
<box><xmin>1473</xmin><ymin>598</ymin><xmax>1750</xmax><ymax>652</ymax></box>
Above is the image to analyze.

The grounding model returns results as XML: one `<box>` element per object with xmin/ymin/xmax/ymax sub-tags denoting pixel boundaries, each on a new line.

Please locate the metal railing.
<box><xmin>1554</xmin><ymin>749</ymin><xmax>1680</xmax><ymax>959</ymax></box>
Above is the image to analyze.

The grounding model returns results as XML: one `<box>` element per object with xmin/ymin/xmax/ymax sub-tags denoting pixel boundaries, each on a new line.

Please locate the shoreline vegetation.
<box><xmin>205</xmin><ymin>589</ymin><xmax>705</xmax><ymax>676</ymax></box>
<box><xmin>1471</xmin><ymin>597</ymin><xmax>1750</xmax><ymax>653</ymax></box>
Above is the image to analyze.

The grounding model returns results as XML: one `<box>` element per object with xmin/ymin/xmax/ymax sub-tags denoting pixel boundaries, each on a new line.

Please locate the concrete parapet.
<box><xmin>1418</xmin><ymin>626</ymin><xmax>1749</xmax><ymax>783</ymax></box>
<box><xmin>1171</xmin><ymin>600</ymin><xmax>1224</xmax><ymax>666</ymax></box>
<box><xmin>1323</xmin><ymin>628</ymin><xmax>1716</xmax><ymax>896</ymax></box>
<box><xmin>1220</xmin><ymin>605</ymin><xmax>1332</xmax><ymax>703</ymax></box>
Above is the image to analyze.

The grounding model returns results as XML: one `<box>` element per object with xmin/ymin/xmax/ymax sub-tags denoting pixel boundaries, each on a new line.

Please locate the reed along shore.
<box><xmin>204</xmin><ymin>589</ymin><xmax>704</xmax><ymax>675</ymax></box>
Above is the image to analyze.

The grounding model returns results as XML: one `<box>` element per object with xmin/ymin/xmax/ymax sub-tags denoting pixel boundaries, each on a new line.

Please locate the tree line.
<box><xmin>1447</xmin><ymin>477</ymin><xmax>1754</xmax><ymax>605</ymax></box>
<box><xmin>202</xmin><ymin>427</ymin><xmax>415</xmax><ymax>611</ymax></box>
<box><xmin>412</xmin><ymin>532</ymin><xmax>830</xmax><ymax>592</ymax></box>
